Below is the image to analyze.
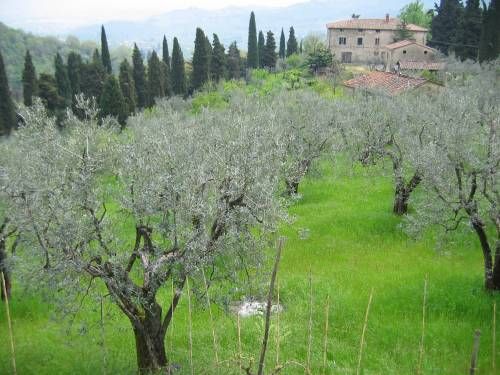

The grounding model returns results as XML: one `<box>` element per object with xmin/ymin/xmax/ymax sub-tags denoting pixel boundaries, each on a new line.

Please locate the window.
<box><xmin>339</xmin><ymin>29</ymin><xmax>344</xmax><ymax>32</ymax></box>
<box><xmin>358</xmin><ymin>29</ymin><xmax>364</xmax><ymax>32</ymax></box>
<box><xmin>424</xmin><ymin>50</ymin><xmax>428</xmax><ymax>55</ymax></box>
<box><xmin>376</xmin><ymin>29</ymin><xmax>381</xmax><ymax>33</ymax></box>
<box><xmin>403</xmin><ymin>50</ymin><xmax>407</xmax><ymax>54</ymax></box>
<box><xmin>339</xmin><ymin>37</ymin><xmax>347</xmax><ymax>45</ymax></box>
<box><xmin>357</xmin><ymin>37</ymin><xmax>363</xmax><ymax>46</ymax></box>
<box><xmin>375</xmin><ymin>38</ymin><xmax>380</xmax><ymax>46</ymax></box>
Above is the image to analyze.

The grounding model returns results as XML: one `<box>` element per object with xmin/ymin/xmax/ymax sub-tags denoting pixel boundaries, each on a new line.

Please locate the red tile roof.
<box><xmin>385</xmin><ymin>40</ymin><xmax>435</xmax><ymax>51</ymax></box>
<box><xmin>326</xmin><ymin>18</ymin><xmax>428</xmax><ymax>32</ymax></box>
<box><xmin>343</xmin><ymin>71</ymin><xmax>429</xmax><ymax>95</ymax></box>
<box><xmin>398</xmin><ymin>61</ymin><xmax>446</xmax><ymax>71</ymax></box>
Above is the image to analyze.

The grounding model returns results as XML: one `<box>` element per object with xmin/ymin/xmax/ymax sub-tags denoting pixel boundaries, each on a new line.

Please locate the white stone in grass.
<box><xmin>232</xmin><ymin>299</ymin><xmax>283</xmax><ymax>318</ymax></box>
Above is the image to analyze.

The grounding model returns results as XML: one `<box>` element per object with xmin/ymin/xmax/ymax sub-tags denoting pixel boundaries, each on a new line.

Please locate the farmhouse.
<box><xmin>326</xmin><ymin>14</ymin><xmax>433</xmax><ymax>66</ymax></box>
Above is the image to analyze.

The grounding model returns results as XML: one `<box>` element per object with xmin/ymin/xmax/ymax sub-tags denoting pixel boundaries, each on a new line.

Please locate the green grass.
<box><xmin>1</xmin><ymin>160</ymin><xmax>499</xmax><ymax>374</ymax></box>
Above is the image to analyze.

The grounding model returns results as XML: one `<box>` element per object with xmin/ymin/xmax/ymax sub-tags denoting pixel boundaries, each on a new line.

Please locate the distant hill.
<box><xmin>68</xmin><ymin>0</ymin><xmax>430</xmax><ymax>54</ymax></box>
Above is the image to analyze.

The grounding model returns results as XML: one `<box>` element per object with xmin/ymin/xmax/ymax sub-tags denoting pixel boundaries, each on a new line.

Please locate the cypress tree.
<box><xmin>132</xmin><ymin>44</ymin><xmax>147</xmax><ymax>108</ymax></box>
<box><xmin>101</xmin><ymin>25</ymin><xmax>112</xmax><ymax>74</ymax></box>
<box><xmin>171</xmin><ymin>37</ymin><xmax>186</xmax><ymax>96</ymax></box>
<box><xmin>205</xmin><ymin>35</ymin><xmax>213</xmax><ymax>77</ymax></box>
<box><xmin>247</xmin><ymin>12</ymin><xmax>259</xmax><ymax>68</ymax></box>
<box><xmin>54</xmin><ymin>53</ymin><xmax>71</xmax><ymax>107</ymax></box>
<box><xmin>67</xmin><ymin>52</ymin><xmax>82</xmax><ymax>99</ymax></box>
<box><xmin>162</xmin><ymin>35</ymin><xmax>171</xmax><ymax>68</ymax></box>
<box><xmin>119</xmin><ymin>59</ymin><xmax>136</xmax><ymax>114</ymax></box>
<box><xmin>162</xmin><ymin>36</ymin><xmax>172</xmax><ymax>96</ymax></box>
<box><xmin>38</xmin><ymin>73</ymin><xmax>61</xmax><ymax>114</ymax></box>
<box><xmin>457</xmin><ymin>0</ymin><xmax>483</xmax><ymax>60</ymax></box>
<box><xmin>147</xmin><ymin>51</ymin><xmax>164</xmax><ymax>107</ymax></box>
<box><xmin>478</xmin><ymin>0</ymin><xmax>500</xmax><ymax>62</ymax></box>
<box><xmin>430</xmin><ymin>0</ymin><xmax>465</xmax><ymax>54</ymax></box>
<box><xmin>286</xmin><ymin>26</ymin><xmax>299</xmax><ymax>56</ymax></box>
<box><xmin>80</xmin><ymin>55</ymin><xmax>105</xmax><ymax>101</ymax></box>
<box><xmin>263</xmin><ymin>31</ymin><xmax>277</xmax><ymax>69</ymax></box>
<box><xmin>100</xmin><ymin>75</ymin><xmax>127</xmax><ymax>126</ymax></box>
<box><xmin>22</xmin><ymin>50</ymin><xmax>38</xmax><ymax>106</ymax></box>
<box><xmin>211</xmin><ymin>34</ymin><xmax>226</xmax><ymax>82</ymax></box>
<box><xmin>227</xmin><ymin>42</ymin><xmax>241</xmax><ymax>80</ymax></box>
<box><xmin>192</xmin><ymin>28</ymin><xmax>209</xmax><ymax>91</ymax></box>
<box><xmin>279</xmin><ymin>28</ymin><xmax>286</xmax><ymax>59</ymax></box>
<box><xmin>258</xmin><ymin>31</ymin><xmax>266</xmax><ymax>68</ymax></box>
<box><xmin>299</xmin><ymin>40</ymin><xmax>303</xmax><ymax>54</ymax></box>
<box><xmin>0</xmin><ymin>50</ymin><xmax>16</xmax><ymax>136</ymax></box>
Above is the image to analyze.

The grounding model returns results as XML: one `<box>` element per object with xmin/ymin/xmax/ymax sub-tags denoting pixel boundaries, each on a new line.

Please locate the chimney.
<box><xmin>385</xmin><ymin>14</ymin><xmax>390</xmax><ymax>23</ymax></box>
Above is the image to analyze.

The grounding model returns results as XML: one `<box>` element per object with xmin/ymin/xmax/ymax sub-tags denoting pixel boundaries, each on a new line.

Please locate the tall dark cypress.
<box><xmin>0</xmin><ymin>50</ymin><xmax>16</xmax><ymax>136</ymax></box>
<box><xmin>101</xmin><ymin>25</ymin><xmax>112</xmax><ymax>74</ymax></box>
<box><xmin>22</xmin><ymin>50</ymin><xmax>38</xmax><ymax>106</ymax></box>
<box><xmin>211</xmin><ymin>34</ymin><xmax>226</xmax><ymax>82</ymax></box>
<box><xmin>226</xmin><ymin>42</ymin><xmax>241</xmax><ymax>80</ymax></box>
<box><xmin>38</xmin><ymin>73</ymin><xmax>60</xmax><ymax>114</ymax></box>
<box><xmin>263</xmin><ymin>31</ymin><xmax>277</xmax><ymax>68</ymax></box>
<box><xmin>80</xmin><ymin>52</ymin><xmax>105</xmax><ymax>101</ymax></box>
<box><xmin>132</xmin><ymin>44</ymin><xmax>147</xmax><ymax>108</ymax></box>
<box><xmin>457</xmin><ymin>0</ymin><xmax>483</xmax><ymax>60</ymax></box>
<box><xmin>258</xmin><ymin>31</ymin><xmax>266</xmax><ymax>68</ymax></box>
<box><xmin>162</xmin><ymin>36</ymin><xmax>172</xmax><ymax>96</ymax></box>
<box><xmin>286</xmin><ymin>26</ymin><xmax>299</xmax><ymax>56</ymax></box>
<box><xmin>430</xmin><ymin>0</ymin><xmax>465</xmax><ymax>54</ymax></box>
<box><xmin>162</xmin><ymin>35</ymin><xmax>171</xmax><ymax>68</ymax></box>
<box><xmin>119</xmin><ymin>59</ymin><xmax>136</xmax><ymax>115</ymax></box>
<box><xmin>54</xmin><ymin>53</ymin><xmax>71</xmax><ymax>107</ymax></box>
<box><xmin>100</xmin><ymin>75</ymin><xmax>127</xmax><ymax>126</ymax></box>
<box><xmin>478</xmin><ymin>0</ymin><xmax>500</xmax><ymax>62</ymax></box>
<box><xmin>192</xmin><ymin>28</ymin><xmax>209</xmax><ymax>91</ymax></box>
<box><xmin>279</xmin><ymin>28</ymin><xmax>286</xmax><ymax>59</ymax></box>
<box><xmin>147</xmin><ymin>51</ymin><xmax>164</xmax><ymax>107</ymax></box>
<box><xmin>67</xmin><ymin>52</ymin><xmax>82</xmax><ymax>100</ymax></box>
<box><xmin>171</xmin><ymin>37</ymin><xmax>186</xmax><ymax>96</ymax></box>
<box><xmin>247</xmin><ymin>12</ymin><xmax>259</xmax><ymax>68</ymax></box>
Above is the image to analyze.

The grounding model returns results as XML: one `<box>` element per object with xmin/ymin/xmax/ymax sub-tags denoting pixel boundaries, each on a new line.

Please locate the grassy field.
<box><xmin>1</xmin><ymin>159</ymin><xmax>499</xmax><ymax>374</ymax></box>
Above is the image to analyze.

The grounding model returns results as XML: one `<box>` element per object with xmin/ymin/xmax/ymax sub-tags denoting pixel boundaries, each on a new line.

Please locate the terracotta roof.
<box><xmin>385</xmin><ymin>40</ymin><xmax>436</xmax><ymax>51</ymax></box>
<box><xmin>326</xmin><ymin>18</ymin><xmax>428</xmax><ymax>32</ymax></box>
<box><xmin>398</xmin><ymin>61</ymin><xmax>447</xmax><ymax>71</ymax></box>
<box><xmin>343</xmin><ymin>71</ymin><xmax>429</xmax><ymax>95</ymax></box>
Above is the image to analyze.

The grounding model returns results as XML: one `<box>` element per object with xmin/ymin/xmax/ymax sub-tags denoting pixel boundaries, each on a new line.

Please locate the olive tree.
<box><xmin>406</xmin><ymin>65</ymin><xmax>500</xmax><ymax>289</ymax></box>
<box><xmin>0</xmin><ymin>96</ymin><xmax>285</xmax><ymax>372</ymax></box>
<box><xmin>341</xmin><ymin>93</ymin><xmax>430</xmax><ymax>215</ymax></box>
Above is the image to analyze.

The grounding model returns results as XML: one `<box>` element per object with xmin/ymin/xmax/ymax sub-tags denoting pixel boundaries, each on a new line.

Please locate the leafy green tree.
<box><xmin>162</xmin><ymin>36</ymin><xmax>171</xmax><ymax>96</ymax></box>
<box><xmin>80</xmin><ymin>58</ymin><xmax>105</xmax><ymax>101</ymax></box>
<box><xmin>211</xmin><ymin>34</ymin><xmax>226</xmax><ymax>82</ymax></box>
<box><xmin>22</xmin><ymin>50</ymin><xmax>37</xmax><ymax>106</ymax></box>
<box><xmin>119</xmin><ymin>59</ymin><xmax>136</xmax><ymax>114</ymax></box>
<box><xmin>247</xmin><ymin>11</ymin><xmax>259</xmax><ymax>68</ymax></box>
<box><xmin>279</xmin><ymin>28</ymin><xmax>286</xmax><ymax>59</ymax></box>
<box><xmin>101</xmin><ymin>25</ymin><xmax>112</xmax><ymax>74</ymax></box>
<box><xmin>67</xmin><ymin>52</ymin><xmax>82</xmax><ymax>100</ymax></box>
<box><xmin>100</xmin><ymin>75</ymin><xmax>127</xmax><ymax>125</ymax></box>
<box><xmin>478</xmin><ymin>0</ymin><xmax>500</xmax><ymax>62</ymax></box>
<box><xmin>192</xmin><ymin>28</ymin><xmax>209</xmax><ymax>91</ymax></box>
<box><xmin>226</xmin><ymin>42</ymin><xmax>241</xmax><ymax>80</ymax></box>
<box><xmin>54</xmin><ymin>53</ymin><xmax>71</xmax><ymax>107</ymax></box>
<box><xmin>263</xmin><ymin>31</ymin><xmax>277</xmax><ymax>68</ymax></box>
<box><xmin>306</xmin><ymin>46</ymin><xmax>333</xmax><ymax>73</ymax></box>
<box><xmin>132</xmin><ymin>44</ymin><xmax>147</xmax><ymax>108</ymax></box>
<box><xmin>0</xmin><ymin>50</ymin><xmax>16</xmax><ymax>136</ymax></box>
<box><xmin>286</xmin><ymin>26</ymin><xmax>299</xmax><ymax>56</ymax></box>
<box><xmin>431</xmin><ymin>0</ymin><xmax>465</xmax><ymax>54</ymax></box>
<box><xmin>171</xmin><ymin>37</ymin><xmax>186</xmax><ymax>96</ymax></box>
<box><xmin>147</xmin><ymin>51</ymin><xmax>164</xmax><ymax>107</ymax></box>
<box><xmin>457</xmin><ymin>0</ymin><xmax>482</xmax><ymax>60</ymax></box>
<box><xmin>38</xmin><ymin>73</ymin><xmax>61</xmax><ymax>114</ymax></box>
<box><xmin>258</xmin><ymin>31</ymin><xmax>266</xmax><ymax>68</ymax></box>
<box><xmin>399</xmin><ymin>1</ymin><xmax>433</xmax><ymax>29</ymax></box>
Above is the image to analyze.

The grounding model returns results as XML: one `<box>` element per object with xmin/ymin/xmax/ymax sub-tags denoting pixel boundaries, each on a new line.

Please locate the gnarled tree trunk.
<box><xmin>471</xmin><ymin>219</ymin><xmax>500</xmax><ymax>290</ymax></box>
<box><xmin>392</xmin><ymin>172</ymin><xmax>422</xmax><ymax>216</ymax></box>
<box><xmin>0</xmin><ymin>240</ymin><xmax>11</xmax><ymax>300</ymax></box>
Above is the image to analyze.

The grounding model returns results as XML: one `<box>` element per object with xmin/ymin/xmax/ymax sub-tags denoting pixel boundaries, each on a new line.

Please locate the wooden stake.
<box><xmin>1</xmin><ymin>271</ymin><xmax>16</xmax><ymax>375</ymax></box>
<box><xmin>356</xmin><ymin>288</ymin><xmax>374</xmax><ymax>375</ymax></box>
<box><xmin>237</xmin><ymin>312</ymin><xmax>243</xmax><ymax>374</ymax></box>
<box><xmin>275</xmin><ymin>276</ymin><xmax>280</xmax><ymax>367</ymax></box>
<box><xmin>416</xmin><ymin>276</ymin><xmax>428</xmax><ymax>375</ymax></box>
<box><xmin>186</xmin><ymin>277</ymin><xmax>194</xmax><ymax>375</ymax></box>
<box><xmin>306</xmin><ymin>268</ymin><xmax>313</xmax><ymax>374</ymax></box>
<box><xmin>202</xmin><ymin>268</ymin><xmax>219</xmax><ymax>366</ymax></box>
<box><xmin>322</xmin><ymin>295</ymin><xmax>330</xmax><ymax>375</ymax></box>
<box><xmin>469</xmin><ymin>330</ymin><xmax>481</xmax><ymax>375</ymax></box>
<box><xmin>493</xmin><ymin>302</ymin><xmax>497</xmax><ymax>373</ymax></box>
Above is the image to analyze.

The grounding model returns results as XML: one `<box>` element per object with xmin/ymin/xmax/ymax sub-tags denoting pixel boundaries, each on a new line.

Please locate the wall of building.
<box><xmin>386</xmin><ymin>44</ymin><xmax>437</xmax><ymax>69</ymax></box>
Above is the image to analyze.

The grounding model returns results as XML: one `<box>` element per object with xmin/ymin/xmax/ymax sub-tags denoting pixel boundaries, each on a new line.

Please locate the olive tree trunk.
<box><xmin>133</xmin><ymin>309</ymin><xmax>168</xmax><ymax>374</ymax></box>
<box><xmin>472</xmin><ymin>219</ymin><xmax>500</xmax><ymax>290</ymax></box>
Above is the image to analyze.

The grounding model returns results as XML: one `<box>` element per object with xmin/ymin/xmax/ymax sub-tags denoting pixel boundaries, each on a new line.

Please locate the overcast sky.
<box><xmin>0</xmin><ymin>0</ymin><xmax>305</xmax><ymax>25</ymax></box>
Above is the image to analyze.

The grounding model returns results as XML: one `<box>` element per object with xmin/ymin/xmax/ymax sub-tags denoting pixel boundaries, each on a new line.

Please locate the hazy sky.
<box><xmin>0</xmin><ymin>0</ymin><xmax>305</xmax><ymax>25</ymax></box>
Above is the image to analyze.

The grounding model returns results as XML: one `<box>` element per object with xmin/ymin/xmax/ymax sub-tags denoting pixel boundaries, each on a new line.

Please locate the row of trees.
<box><xmin>430</xmin><ymin>0</ymin><xmax>500</xmax><ymax>61</ymax></box>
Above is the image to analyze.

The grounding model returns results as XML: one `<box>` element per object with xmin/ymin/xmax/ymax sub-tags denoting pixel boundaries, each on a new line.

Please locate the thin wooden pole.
<box><xmin>257</xmin><ymin>237</ymin><xmax>284</xmax><ymax>375</ymax></box>
<box><xmin>169</xmin><ymin>278</ymin><xmax>175</xmax><ymax>357</ymax></box>
<box><xmin>469</xmin><ymin>330</ymin><xmax>481</xmax><ymax>375</ymax></box>
<box><xmin>322</xmin><ymin>295</ymin><xmax>330</xmax><ymax>375</ymax></box>
<box><xmin>356</xmin><ymin>288</ymin><xmax>374</xmax><ymax>375</ymax></box>
<box><xmin>416</xmin><ymin>276</ymin><xmax>428</xmax><ymax>375</ymax></box>
<box><xmin>275</xmin><ymin>277</ymin><xmax>280</xmax><ymax>367</ymax></box>
<box><xmin>1</xmin><ymin>271</ymin><xmax>16</xmax><ymax>375</ymax></box>
<box><xmin>202</xmin><ymin>269</ymin><xmax>219</xmax><ymax>366</ymax></box>
<box><xmin>493</xmin><ymin>302</ymin><xmax>496</xmax><ymax>372</ymax></box>
<box><xmin>237</xmin><ymin>312</ymin><xmax>243</xmax><ymax>374</ymax></box>
<box><xmin>186</xmin><ymin>277</ymin><xmax>194</xmax><ymax>375</ymax></box>
<box><xmin>306</xmin><ymin>268</ymin><xmax>313</xmax><ymax>374</ymax></box>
